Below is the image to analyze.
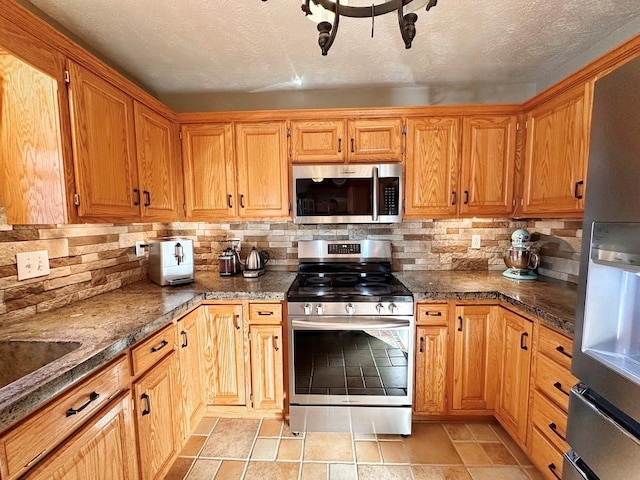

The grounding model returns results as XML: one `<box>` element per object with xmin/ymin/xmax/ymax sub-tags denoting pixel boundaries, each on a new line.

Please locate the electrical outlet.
<box><xmin>471</xmin><ymin>235</ymin><xmax>482</xmax><ymax>249</ymax></box>
<box><xmin>16</xmin><ymin>250</ymin><xmax>50</xmax><ymax>280</ymax></box>
<box><xmin>135</xmin><ymin>241</ymin><xmax>148</xmax><ymax>258</ymax></box>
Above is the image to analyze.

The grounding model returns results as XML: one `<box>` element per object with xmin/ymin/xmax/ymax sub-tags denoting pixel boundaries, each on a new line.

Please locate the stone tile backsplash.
<box><xmin>0</xmin><ymin>218</ymin><xmax>582</xmax><ymax>326</ymax></box>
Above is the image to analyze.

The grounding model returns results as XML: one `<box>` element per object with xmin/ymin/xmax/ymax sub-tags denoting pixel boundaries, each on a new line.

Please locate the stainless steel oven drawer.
<box><xmin>567</xmin><ymin>386</ymin><xmax>640</xmax><ymax>479</ymax></box>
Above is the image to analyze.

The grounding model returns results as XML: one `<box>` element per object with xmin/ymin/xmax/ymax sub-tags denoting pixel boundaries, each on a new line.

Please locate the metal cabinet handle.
<box><xmin>555</xmin><ymin>345</ymin><xmax>572</xmax><ymax>359</ymax></box>
<box><xmin>150</xmin><ymin>339</ymin><xmax>169</xmax><ymax>353</ymax></box>
<box><xmin>419</xmin><ymin>336</ymin><xmax>424</xmax><ymax>353</ymax></box>
<box><xmin>273</xmin><ymin>335</ymin><xmax>280</xmax><ymax>352</ymax></box>
<box><xmin>234</xmin><ymin>314</ymin><xmax>241</xmax><ymax>330</ymax></box>
<box><xmin>338</xmin><ymin>138</ymin><xmax>342</xmax><ymax>153</ymax></box>
<box><xmin>240</xmin><ymin>194</ymin><xmax>245</xmax><ymax>208</ymax></box>
<box><xmin>520</xmin><ymin>332</ymin><xmax>529</xmax><ymax>350</ymax></box>
<box><xmin>451</xmin><ymin>191</ymin><xmax>457</xmax><ymax>205</ymax></box>
<box><xmin>257</xmin><ymin>311</ymin><xmax>274</xmax><ymax>316</ymax></box>
<box><xmin>133</xmin><ymin>188</ymin><xmax>140</xmax><ymax>206</ymax></box>
<box><xmin>548</xmin><ymin>422</ymin><xmax>567</xmax><ymax>442</ymax></box>
<box><xmin>574</xmin><ymin>180</ymin><xmax>584</xmax><ymax>199</ymax></box>
<box><xmin>228</xmin><ymin>194</ymin><xmax>233</xmax><ymax>208</ymax></box>
<box><xmin>24</xmin><ymin>450</ymin><xmax>47</xmax><ymax>468</ymax></box>
<box><xmin>553</xmin><ymin>381</ymin><xmax>570</xmax><ymax>397</ymax></box>
<box><xmin>350</xmin><ymin>138</ymin><xmax>355</xmax><ymax>153</ymax></box>
<box><xmin>181</xmin><ymin>330</ymin><xmax>188</xmax><ymax>348</ymax></box>
<box><xmin>457</xmin><ymin>315</ymin><xmax>463</xmax><ymax>332</ymax></box>
<box><xmin>141</xmin><ymin>393</ymin><xmax>151</xmax><ymax>416</ymax></box>
<box><xmin>143</xmin><ymin>190</ymin><xmax>151</xmax><ymax>207</ymax></box>
<box><xmin>66</xmin><ymin>391</ymin><xmax>100</xmax><ymax>417</ymax></box>
<box><xmin>548</xmin><ymin>463</ymin><xmax>561</xmax><ymax>480</ymax></box>
<box><xmin>425</xmin><ymin>311</ymin><xmax>442</xmax><ymax>317</ymax></box>
<box><xmin>464</xmin><ymin>190</ymin><xmax>469</xmax><ymax>204</ymax></box>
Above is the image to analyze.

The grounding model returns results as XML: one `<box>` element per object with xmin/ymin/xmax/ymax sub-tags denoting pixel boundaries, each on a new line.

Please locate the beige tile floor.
<box><xmin>165</xmin><ymin>417</ymin><xmax>545</xmax><ymax>480</ymax></box>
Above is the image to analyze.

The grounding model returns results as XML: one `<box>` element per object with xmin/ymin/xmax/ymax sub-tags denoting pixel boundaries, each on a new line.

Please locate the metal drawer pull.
<box><xmin>234</xmin><ymin>314</ymin><xmax>241</xmax><ymax>330</ymax></box>
<box><xmin>141</xmin><ymin>393</ymin><xmax>151</xmax><ymax>416</ymax></box>
<box><xmin>574</xmin><ymin>180</ymin><xmax>584</xmax><ymax>199</ymax></box>
<box><xmin>463</xmin><ymin>190</ymin><xmax>469</xmax><ymax>204</ymax></box>
<box><xmin>133</xmin><ymin>188</ymin><xmax>140</xmax><ymax>206</ymax></box>
<box><xmin>419</xmin><ymin>336</ymin><xmax>424</xmax><ymax>353</ymax></box>
<box><xmin>257</xmin><ymin>311</ymin><xmax>274</xmax><ymax>316</ymax></box>
<box><xmin>548</xmin><ymin>463</ymin><xmax>561</xmax><ymax>480</ymax></box>
<box><xmin>143</xmin><ymin>190</ymin><xmax>151</xmax><ymax>207</ymax></box>
<box><xmin>150</xmin><ymin>339</ymin><xmax>169</xmax><ymax>353</ymax></box>
<box><xmin>555</xmin><ymin>345</ymin><xmax>572</xmax><ymax>358</ymax></box>
<box><xmin>553</xmin><ymin>381</ymin><xmax>570</xmax><ymax>397</ymax></box>
<box><xmin>425</xmin><ymin>311</ymin><xmax>442</xmax><ymax>316</ymax></box>
<box><xmin>227</xmin><ymin>194</ymin><xmax>233</xmax><ymax>208</ymax></box>
<box><xmin>273</xmin><ymin>335</ymin><xmax>280</xmax><ymax>352</ymax></box>
<box><xmin>350</xmin><ymin>138</ymin><xmax>355</xmax><ymax>153</ymax></box>
<box><xmin>240</xmin><ymin>194</ymin><xmax>245</xmax><ymax>208</ymax></box>
<box><xmin>24</xmin><ymin>450</ymin><xmax>47</xmax><ymax>468</ymax></box>
<box><xmin>457</xmin><ymin>315</ymin><xmax>463</xmax><ymax>332</ymax></box>
<box><xmin>66</xmin><ymin>391</ymin><xmax>100</xmax><ymax>417</ymax></box>
<box><xmin>181</xmin><ymin>330</ymin><xmax>188</xmax><ymax>348</ymax></box>
<box><xmin>548</xmin><ymin>422</ymin><xmax>567</xmax><ymax>442</ymax></box>
<box><xmin>520</xmin><ymin>332</ymin><xmax>529</xmax><ymax>350</ymax></box>
<box><xmin>451</xmin><ymin>191</ymin><xmax>457</xmax><ymax>205</ymax></box>
<box><xmin>338</xmin><ymin>138</ymin><xmax>342</xmax><ymax>153</ymax></box>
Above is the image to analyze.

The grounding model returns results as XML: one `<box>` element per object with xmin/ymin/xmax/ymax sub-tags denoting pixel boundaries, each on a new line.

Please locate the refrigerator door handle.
<box><xmin>563</xmin><ymin>450</ymin><xmax>600</xmax><ymax>480</ymax></box>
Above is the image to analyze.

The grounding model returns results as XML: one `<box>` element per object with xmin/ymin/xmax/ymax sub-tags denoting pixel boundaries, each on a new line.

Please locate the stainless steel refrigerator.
<box><xmin>565</xmin><ymin>55</ymin><xmax>640</xmax><ymax>479</ymax></box>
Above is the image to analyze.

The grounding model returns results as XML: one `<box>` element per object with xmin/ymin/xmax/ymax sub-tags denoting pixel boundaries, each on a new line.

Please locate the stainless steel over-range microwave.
<box><xmin>292</xmin><ymin>163</ymin><xmax>402</xmax><ymax>224</ymax></box>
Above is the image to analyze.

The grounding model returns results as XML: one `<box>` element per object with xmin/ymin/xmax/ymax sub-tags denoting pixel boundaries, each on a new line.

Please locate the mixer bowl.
<box><xmin>504</xmin><ymin>247</ymin><xmax>539</xmax><ymax>270</ymax></box>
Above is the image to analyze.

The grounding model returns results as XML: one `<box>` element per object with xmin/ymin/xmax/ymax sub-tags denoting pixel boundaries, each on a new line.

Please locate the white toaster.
<box><xmin>148</xmin><ymin>238</ymin><xmax>194</xmax><ymax>286</ymax></box>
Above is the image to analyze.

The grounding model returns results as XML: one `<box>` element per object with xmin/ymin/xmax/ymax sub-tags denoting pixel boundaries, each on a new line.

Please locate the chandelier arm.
<box><xmin>397</xmin><ymin>0</ymin><xmax>418</xmax><ymax>48</ymax></box>
<box><xmin>312</xmin><ymin>0</ymin><xmax>415</xmax><ymax>18</ymax></box>
<box><xmin>319</xmin><ymin>0</ymin><xmax>340</xmax><ymax>55</ymax></box>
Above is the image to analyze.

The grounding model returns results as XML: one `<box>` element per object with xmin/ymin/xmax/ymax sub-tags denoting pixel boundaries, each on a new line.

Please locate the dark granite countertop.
<box><xmin>0</xmin><ymin>269</ymin><xmax>577</xmax><ymax>432</ymax></box>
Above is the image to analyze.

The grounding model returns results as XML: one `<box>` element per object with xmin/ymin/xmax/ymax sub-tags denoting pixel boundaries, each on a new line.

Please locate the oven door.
<box><xmin>289</xmin><ymin>315</ymin><xmax>414</xmax><ymax>407</ymax></box>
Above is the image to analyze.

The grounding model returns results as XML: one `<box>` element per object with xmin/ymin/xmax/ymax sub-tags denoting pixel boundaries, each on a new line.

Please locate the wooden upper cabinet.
<box><xmin>290</xmin><ymin>119</ymin><xmax>346</xmax><ymax>163</ymax></box>
<box><xmin>234</xmin><ymin>121</ymin><xmax>289</xmax><ymax>218</ymax></box>
<box><xmin>522</xmin><ymin>82</ymin><xmax>593</xmax><ymax>217</ymax></box>
<box><xmin>405</xmin><ymin>117</ymin><xmax>461</xmax><ymax>218</ymax></box>
<box><xmin>348</xmin><ymin>117</ymin><xmax>404</xmax><ymax>162</ymax></box>
<box><xmin>459</xmin><ymin>115</ymin><xmax>516</xmax><ymax>217</ymax></box>
<box><xmin>67</xmin><ymin>60</ymin><xmax>139</xmax><ymax>221</ymax></box>
<box><xmin>134</xmin><ymin>102</ymin><xmax>181</xmax><ymax>221</ymax></box>
<box><xmin>181</xmin><ymin>123</ymin><xmax>236</xmax><ymax>220</ymax></box>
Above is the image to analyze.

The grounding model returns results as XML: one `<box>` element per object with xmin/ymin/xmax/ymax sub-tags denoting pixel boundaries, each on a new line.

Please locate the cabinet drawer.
<box><xmin>248</xmin><ymin>303</ymin><xmax>282</xmax><ymax>324</ymax></box>
<box><xmin>0</xmin><ymin>356</ymin><xmax>129</xmax><ymax>480</ymax></box>
<box><xmin>534</xmin><ymin>353</ymin><xmax>577</xmax><ymax>412</ymax></box>
<box><xmin>130</xmin><ymin>323</ymin><xmax>176</xmax><ymax>377</ymax></box>
<box><xmin>530</xmin><ymin>425</ymin><xmax>565</xmax><ymax>480</ymax></box>
<box><xmin>538</xmin><ymin>325</ymin><xmax>573</xmax><ymax>370</ymax></box>
<box><xmin>416</xmin><ymin>304</ymin><xmax>449</xmax><ymax>325</ymax></box>
<box><xmin>531</xmin><ymin>390</ymin><xmax>570</xmax><ymax>453</ymax></box>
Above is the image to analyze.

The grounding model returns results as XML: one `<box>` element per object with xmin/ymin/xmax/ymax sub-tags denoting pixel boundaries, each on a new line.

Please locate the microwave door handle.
<box><xmin>372</xmin><ymin>166</ymin><xmax>379</xmax><ymax>221</ymax></box>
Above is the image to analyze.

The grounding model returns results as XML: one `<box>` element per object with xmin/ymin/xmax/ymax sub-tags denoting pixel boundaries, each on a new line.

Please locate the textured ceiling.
<box><xmin>24</xmin><ymin>0</ymin><xmax>640</xmax><ymax>99</ymax></box>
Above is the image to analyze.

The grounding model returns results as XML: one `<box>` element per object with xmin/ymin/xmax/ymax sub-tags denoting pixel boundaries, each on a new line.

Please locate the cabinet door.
<box><xmin>176</xmin><ymin>308</ymin><xmax>205</xmax><ymax>441</ymax></box>
<box><xmin>452</xmin><ymin>305</ymin><xmax>502</xmax><ymax>412</ymax></box>
<box><xmin>134</xmin><ymin>102</ymin><xmax>181</xmax><ymax>221</ymax></box>
<box><xmin>202</xmin><ymin>304</ymin><xmax>246</xmax><ymax>406</ymax></box>
<box><xmin>459</xmin><ymin>115</ymin><xmax>516</xmax><ymax>216</ymax></box>
<box><xmin>348</xmin><ymin>118</ymin><xmax>403</xmax><ymax>162</ymax></box>
<box><xmin>67</xmin><ymin>60</ymin><xmax>139</xmax><ymax>221</ymax></box>
<box><xmin>181</xmin><ymin>123</ymin><xmax>236</xmax><ymax>220</ymax></box>
<box><xmin>134</xmin><ymin>353</ymin><xmax>179</xmax><ymax>480</ymax></box>
<box><xmin>522</xmin><ymin>83</ymin><xmax>592</xmax><ymax>216</ymax></box>
<box><xmin>496</xmin><ymin>309</ymin><xmax>533</xmax><ymax>443</ymax></box>
<box><xmin>249</xmin><ymin>324</ymin><xmax>284</xmax><ymax>411</ymax></box>
<box><xmin>414</xmin><ymin>326</ymin><xmax>448</xmax><ymax>415</ymax></box>
<box><xmin>24</xmin><ymin>393</ymin><xmax>138</xmax><ymax>480</ymax></box>
<box><xmin>405</xmin><ymin>117</ymin><xmax>460</xmax><ymax>218</ymax></box>
<box><xmin>290</xmin><ymin>120</ymin><xmax>346</xmax><ymax>163</ymax></box>
<box><xmin>235</xmin><ymin>122</ymin><xmax>289</xmax><ymax>218</ymax></box>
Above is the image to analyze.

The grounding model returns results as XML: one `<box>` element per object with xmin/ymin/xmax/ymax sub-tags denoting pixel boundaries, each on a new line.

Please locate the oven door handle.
<box><xmin>290</xmin><ymin>318</ymin><xmax>411</xmax><ymax>330</ymax></box>
<box><xmin>372</xmin><ymin>166</ymin><xmax>379</xmax><ymax>222</ymax></box>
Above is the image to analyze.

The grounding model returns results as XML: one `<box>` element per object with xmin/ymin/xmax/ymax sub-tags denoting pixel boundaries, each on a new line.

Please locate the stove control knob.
<box><xmin>345</xmin><ymin>303</ymin><xmax>355</xmax><ymax>315</ymax></box>
<box><xmin>376</xmin><ymin>303</ymin><xmax>385</xmax><ymax>313</ymax></box>
<box><xmin>388</xmin><ymin>302</ymin><xmax>398</xmax><ymax>314</ymax></box>
<box><xmin>303</xmin><ymin>303</ymin><xmax>313</xmax><ymax>315</ymax></box>
<box><xmin>316</xmin><ymin>303</ymin><xmax>325</xmax><ymax>315</ymax></box>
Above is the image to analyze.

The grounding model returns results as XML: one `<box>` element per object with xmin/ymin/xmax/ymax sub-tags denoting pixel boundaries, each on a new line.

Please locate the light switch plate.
<box><xmin>16</xmin><ymin>250</ymin><xmax>50</xmax><ymax>280</ymax></box>
<box><xmin>471</xmin><ymin>235</ymin><xmax>482</xmax><ymax>249</ymax></box>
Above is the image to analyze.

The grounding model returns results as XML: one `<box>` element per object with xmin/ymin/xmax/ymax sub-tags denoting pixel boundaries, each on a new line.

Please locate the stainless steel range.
<box><xmin>287</xmin><ymin>240</ymin><xmax>414</xmax><ymax>435</ymax></box>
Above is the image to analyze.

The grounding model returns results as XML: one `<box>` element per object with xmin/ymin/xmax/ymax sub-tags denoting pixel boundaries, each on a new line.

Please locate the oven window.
<box><xmin>295</xmin><ymin>178</ymin><xmax>373</xmax><ymax>217</ymax></box>
<box><xmin>293</xmin><ymin>330</ymin><xmax>408</xmax><ymax>396</ymax></box>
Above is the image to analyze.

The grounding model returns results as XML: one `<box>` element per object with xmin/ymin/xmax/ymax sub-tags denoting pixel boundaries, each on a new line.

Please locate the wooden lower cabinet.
<box><xmin>23</xmin><ymin>393</ymin><xmax>138</xmax><ymax>480</ymax></box>
<box><xmin>202</xmin><ymin>304</ymin><xmax>246</xmax><ymax>406</ymax></box>
<box><xmin>451</xmin><ymin>304</ymin><xmax>502</xmax><ymax>413</ymax></box>
<box><xmin>133</xmin><ymin>353</ymin><xmax>180</xmax><ymax>480</ymax></box>
<box><xmin>249</xmin><ymin>324</ymin><xmax>284</xmax><ymax>411</ymax></box>
<box><xmin>495</xmin><ymin>308</ymin><xmax>533</xmax><ymax>444</ymax></box>
<box><xmin>414</xmin><ymin>325</ymin><xmax>448</xmax><ymax>414</ymax></box>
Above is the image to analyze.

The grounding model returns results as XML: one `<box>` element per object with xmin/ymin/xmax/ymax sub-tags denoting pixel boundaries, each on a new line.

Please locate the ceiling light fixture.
<box><xmin>262</xmin><ymin>0</ymin><xmax>438</xmax><ymax>56</ymax></box>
